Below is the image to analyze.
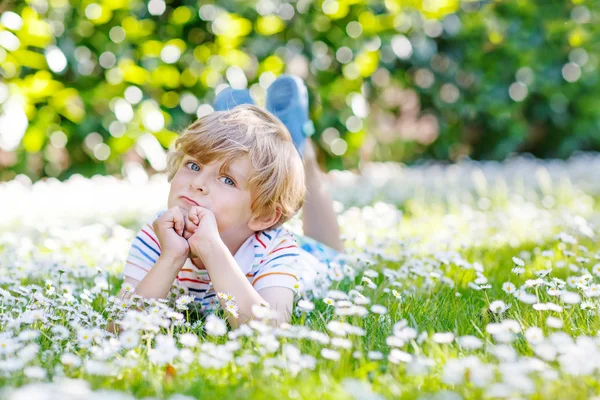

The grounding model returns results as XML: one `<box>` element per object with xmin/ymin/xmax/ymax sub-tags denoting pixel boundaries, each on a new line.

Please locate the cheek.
<box><xmin>168</xmin><ymin>179</ymin><xmax>180</xmax><ymax>196</ymax></box>
<box><xmin>171</xmin><ymin>172</ymin><xmax>190</xmax><ymax>191</ymax></box>
<box><xmin>214</xmin><ymin>193</ymin><xmax>249</xmax><ymax>220</ymax></box>
<box><xmin>167</xmin><ymin>175</ymin><xmax>185</xmax><ymax>204</ymax></box>
<box><xmin>167</xmin><ymin>185</ymin><xmax>176</xmax><ymax>203</ymax></box>
<box><xmin>216</xmin><ymin>195</ymin><xmax>238</xmax><ymax>214</ymax></box>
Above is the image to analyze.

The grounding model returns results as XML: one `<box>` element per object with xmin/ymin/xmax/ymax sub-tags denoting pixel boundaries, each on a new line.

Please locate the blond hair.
<box><xmin>166</xmin><ymin>104</ymin><xmax>305</xmax><ymax>230</ymax></box>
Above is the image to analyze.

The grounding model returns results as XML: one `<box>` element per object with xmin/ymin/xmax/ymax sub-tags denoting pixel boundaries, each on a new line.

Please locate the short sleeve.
<box><xmin>122</xmin><ymin>214</ymin><xmax>163</xmax><ymax>281</ymax></box>
<box><xmin>252</xmin><ymin>229</ymin><xmax>300</xmax><ymax>292</ymax></box>
<box><xmin>252</xmin><ymin>264</ymin><xmax>299</xmax><ymax>292</ymax></box>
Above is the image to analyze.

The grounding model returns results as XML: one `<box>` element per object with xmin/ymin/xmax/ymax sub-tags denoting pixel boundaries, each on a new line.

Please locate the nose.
<box><xmin>190</xmin><ymin>171</ymin><xmax>210</xmax><ymax>194</ymax></box>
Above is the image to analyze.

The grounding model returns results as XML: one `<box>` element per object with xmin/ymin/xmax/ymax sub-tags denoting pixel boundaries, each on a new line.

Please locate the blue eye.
<box><xmin>187</xmin><ymin>162</ymin><xmax>200</xmax><ymax>171</ymax></box>
<box><xmin>220</xmin><ymin>176</ymin><xmax>235</xmax><ymax>186</ymax></box>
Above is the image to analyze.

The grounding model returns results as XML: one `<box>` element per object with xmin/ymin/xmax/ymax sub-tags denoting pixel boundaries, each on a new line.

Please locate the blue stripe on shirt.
<box><xmin>135</xmin><ymin>236</ymin><xmax>161</xmax><ymax>257</ymax></box>
<box><xmin>201</xmin><ymin>293</ymin><xmax>217</xmax><ymax>300</ymax></box>
<box><xmin>262</xmin><ymin>231</ymin><xmax>272</xmax><ymax>240</ymax></box>
<box><xmin>187</xmin><ymin>287</ymin><xmax>208</xmax><ymax>294</ymax></box>
<box><xmin>262</xmin><ymin>253</ymin><xmax>299</xmax><ymax>268</ymax></box>
<box><xmin>132</xmin><ymin>244</ymin><xmax>157</xmax><ymax>264</ymax></box>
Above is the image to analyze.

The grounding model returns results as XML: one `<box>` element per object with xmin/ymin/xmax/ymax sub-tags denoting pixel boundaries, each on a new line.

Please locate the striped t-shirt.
<box><xmin>123</xmin><ymin>213</ymin><xmax>302</xmax><ymax>311</ymax></box>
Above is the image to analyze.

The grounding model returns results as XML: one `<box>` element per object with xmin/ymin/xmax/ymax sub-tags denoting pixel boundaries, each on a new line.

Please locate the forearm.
<box><xmin>134</xmin><ymin>256</ymin><xmax>186</xmax><ymax>300</ymax></box>
<box><xmin>201</xmin><ymin>239</ymin><xmax>267</xmax><ymax>328</ymax></box>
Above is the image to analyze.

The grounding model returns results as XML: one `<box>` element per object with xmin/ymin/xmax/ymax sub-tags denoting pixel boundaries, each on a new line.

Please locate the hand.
<box><xmin>182</xmin><ymin>211</ymin><xmax>198</xmax><ymax>241</ymax></box>
<box><xmin>152</xmin><ymin>207</ymin><xmax>190</xmax><ymax>263</ymax></box>
<box><xmin>185</xmin><ymin>206</ymin><xmax>221</xmax><ymax>259</ymax></box>
<box><xmin>182</xmin><ymin>209</ymin><xmax>199</xmax><ymax>258</ymax></box>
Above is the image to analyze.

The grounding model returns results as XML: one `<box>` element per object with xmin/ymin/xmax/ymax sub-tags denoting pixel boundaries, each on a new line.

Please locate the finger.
<box><xmin>186</xmin><ymin>213</ymin><xmax>199</xmax><ymax>230</ymax></box>
<box><xmin>184</xmin><ymin>220</ymin><xmax>196</xmax><ymax>237</ymax></box>
<box><xmin>188</xmin><ymin>207</ymin><xmax>198</xmax><ymax>224</ymax></box>
<box><xmin>190</xmin><ymin>206</ymin><xmax>206</xmax><ymax>224</ymax></box>
<box><xmin>172</xmin><ymin>208</ymin><xmax>185</xmax><ymax>236</ymax></box>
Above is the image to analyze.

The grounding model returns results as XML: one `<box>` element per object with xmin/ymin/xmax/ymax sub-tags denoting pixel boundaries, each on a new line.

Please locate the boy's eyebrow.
<box><xmin>184</xmin><ymin>155</ymin><xmax>199</xmax><ymax>162</ymax></box>
<box><xmin>226</xmin><ymin>167</ymin><xmax>248</xmax><ymax>182</ymax></box>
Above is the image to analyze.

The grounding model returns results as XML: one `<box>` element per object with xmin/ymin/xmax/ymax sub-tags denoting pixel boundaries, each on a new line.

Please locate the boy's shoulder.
<box><xmin>255</xmin><ymin>226</ymin><xmax>296</xmax><ymax>249</ymax></box>
<box><xmin>141</xmin><ymin>211</ymin><xmax>165</xmax><ymax>234</ymax></box>
<box><xmin>130</xmin><ymin>211</ymin><xmax>164</xmax><ymax>246</ymax></box>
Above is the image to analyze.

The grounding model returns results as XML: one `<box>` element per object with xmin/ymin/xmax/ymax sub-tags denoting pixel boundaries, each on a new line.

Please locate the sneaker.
<box><xmin>213</xmin><ymin>87</ymin><xmax>254</xmax><ymax>111</ymax></box>
<box><xmin>265</xmin><ymin>74</ymin><xmax>315</xmax><ymax>156</ymax></box>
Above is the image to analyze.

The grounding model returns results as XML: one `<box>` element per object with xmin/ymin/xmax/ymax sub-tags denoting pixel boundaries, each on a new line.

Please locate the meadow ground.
<box><xmin>1</xmin><ymin>154</ymin><xmax>600</xmax><ymax>399</ymax></box>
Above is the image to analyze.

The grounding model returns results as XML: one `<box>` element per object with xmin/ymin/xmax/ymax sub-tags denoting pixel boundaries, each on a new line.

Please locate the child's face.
<box><xmin>167</xmin><ymin>154</ymin><xmax>259</xmax><ymax>243</ymax></box>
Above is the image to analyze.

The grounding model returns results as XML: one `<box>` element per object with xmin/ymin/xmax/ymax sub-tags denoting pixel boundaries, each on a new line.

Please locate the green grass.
<box><xmin>2</xmin><ymin>199</ymin><xmax>600</xmax><ymax>399</ymax></box>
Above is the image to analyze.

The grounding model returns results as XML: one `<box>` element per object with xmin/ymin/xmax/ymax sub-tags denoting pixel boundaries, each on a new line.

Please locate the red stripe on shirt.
<box><xmin>176</xmin><ymin>276</ymin><xmax>210</xmax><ymax>284</ymax></box>
<box><xmin>255</xmin><ymin>233</ymin><xmax>266</xmax><ymax>248</ymax></box>
<box><xmin>259</xmin><ymin>244</ymin><xmax>298</xmax><ymax>264</ymax></box>
<box><xmin>126</xmin><ymin>261</ymin><xmax>150</xmax><ymax>272</ymax></box>
<box><xmin>252</xmin><ymin>272</ymin><xmax>298</xmax><ymax>287</ymax></box>
<box><xmin>141</xmin><ymin>228</ymin><xmax>161</xmax><ymax>251</ymax></box>
<box><xmin>270</xmin><ymin>244</ymin><xmax>297</xmax><ymax>254</ymax></box>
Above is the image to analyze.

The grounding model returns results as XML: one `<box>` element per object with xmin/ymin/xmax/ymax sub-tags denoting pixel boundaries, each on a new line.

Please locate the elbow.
<box><xmin>229</xmin><ymin>306</ymin><xmax>291</xmax><ymax>330</ymax></box>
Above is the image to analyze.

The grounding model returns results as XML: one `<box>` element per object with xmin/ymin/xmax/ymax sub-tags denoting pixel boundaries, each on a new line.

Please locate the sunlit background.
<box><xmin>0</xmin><ymin>0</ymin><xmax>598</xmax><ymax>182</ymax></box>
<box><xmin>4</xmin><ymin>2</ymin><xmax>600</xmax><ymax>397</ymax></box>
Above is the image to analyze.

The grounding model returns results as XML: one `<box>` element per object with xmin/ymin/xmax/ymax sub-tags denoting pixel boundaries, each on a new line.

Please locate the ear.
<box><xmin>248</xmin><ymin>207</ymin><xmax>282</xmax><ymax>232</ymax></box>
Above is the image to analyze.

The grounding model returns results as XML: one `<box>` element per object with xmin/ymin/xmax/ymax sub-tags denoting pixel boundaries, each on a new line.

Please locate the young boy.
<box><xmin>119</xmin><ymin>75</ymin><xmax>343</xmax><ymax>328</ymax></box>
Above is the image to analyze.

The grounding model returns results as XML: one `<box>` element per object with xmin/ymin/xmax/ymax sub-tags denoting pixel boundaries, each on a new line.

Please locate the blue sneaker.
<box><xmin>213</xmin><ymin>87</ymin><xmax>254</xmax><ymax>111</ymax></box>
<box><xmin>265</xmin><ymin>74</ymin><xmax>315</xmax><ymax>156</ymax></box>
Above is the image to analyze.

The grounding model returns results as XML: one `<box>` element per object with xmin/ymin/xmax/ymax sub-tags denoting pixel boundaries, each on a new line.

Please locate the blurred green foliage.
<box><xmin>0</xmin><ymin>0</ymin><xmax>598</xmax><ymax>181</ymax></box>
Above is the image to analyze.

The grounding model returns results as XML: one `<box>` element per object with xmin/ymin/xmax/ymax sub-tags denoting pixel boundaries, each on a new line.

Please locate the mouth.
<box><xmin>180</xmin><ymin>196</ymin><xmax>199</xmax><ymax>207</ymax></box>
